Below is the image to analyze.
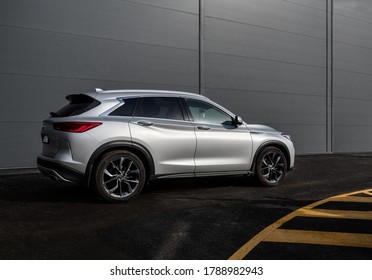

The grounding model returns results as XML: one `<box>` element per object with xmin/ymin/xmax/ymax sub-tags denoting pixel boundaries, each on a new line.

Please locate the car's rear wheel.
<box><xmin>94</xmin><ymin>150</ymin><xmax>146</xmax><ymax>202</ymax></box>
<box><xmin>255</xmin><ymin>146</ymin><xmax>287</xmax><ymax>187</ymax></box>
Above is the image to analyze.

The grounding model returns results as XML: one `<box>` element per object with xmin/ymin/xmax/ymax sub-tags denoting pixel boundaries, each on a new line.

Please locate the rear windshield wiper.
<box><xmin>50</xmin><ymin>112</ymin><xmax>59</xmax><ymax>117</ymax></box>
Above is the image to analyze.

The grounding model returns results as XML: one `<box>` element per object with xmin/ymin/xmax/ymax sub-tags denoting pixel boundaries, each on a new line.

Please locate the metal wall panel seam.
<box><xmin>199</xmin><ymin>0</ymin><xmax>205</xmax><ymax>95</ymax></box>
<box><xmin>326</xmin><ymin>0</ymin><xmax>334</xmax><ymax>153</ymax></box>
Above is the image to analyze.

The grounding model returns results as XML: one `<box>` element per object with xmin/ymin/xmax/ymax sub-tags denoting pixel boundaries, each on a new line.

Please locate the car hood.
<box><xmin>245</xmin><ymin>124</ymin><xmax>282</xmax><ymax>135</ymax></box>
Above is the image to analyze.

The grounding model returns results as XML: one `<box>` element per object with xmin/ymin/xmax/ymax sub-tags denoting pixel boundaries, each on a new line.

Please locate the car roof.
<box><xmin>82</xmin><ymin>89</ymin><xmax>209</xmax><ymax>101</ymax></box>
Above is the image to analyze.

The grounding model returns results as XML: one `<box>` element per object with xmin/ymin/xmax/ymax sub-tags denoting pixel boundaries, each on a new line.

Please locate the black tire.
<box><xmin>94</xmin><ymin>150</ymin><xmax>146</xmax><ymax>203</ymax></box>
<box><xmin>255</xmin><ymin>146</ymin><xmax>287</xmax><ymax>187</ymax></box>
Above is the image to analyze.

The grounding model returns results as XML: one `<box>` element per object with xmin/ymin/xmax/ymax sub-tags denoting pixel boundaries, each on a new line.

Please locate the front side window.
<box><xmin>135</xmin><ymin>97</ymin><xmax>184</xmax><ymax>120</ymax></box>
<box><xmin>185</xmin><ymin>99</ymin><xmax>233</xmax><ymax>125</ymax></box>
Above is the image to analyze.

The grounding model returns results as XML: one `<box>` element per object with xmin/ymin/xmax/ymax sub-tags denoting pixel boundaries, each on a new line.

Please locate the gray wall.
<box><xmin>0</xmin><ymin>0</ymin><xmax>372</xmax><ymax>168</ymax></box>
<box><xmin>333</xmin><ymin>0</ymin><xmax>372</xmax><ymax>152</ymax></box>
<box><xmin>203</xmin><ymin>0</ymin><xmax>327</xmax><ymax>154</ymax></box>
<box><xmin>0</xmin><ymin>0</ymin><xmax>199</xmax><ymax>168</ymax></box>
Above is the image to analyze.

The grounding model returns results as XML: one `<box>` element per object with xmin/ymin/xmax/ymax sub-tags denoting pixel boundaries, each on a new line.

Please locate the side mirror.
<box><xmin>234</xmin><ymin>115</ymin><xmax>243</xmax><ymax>126</ymax></box>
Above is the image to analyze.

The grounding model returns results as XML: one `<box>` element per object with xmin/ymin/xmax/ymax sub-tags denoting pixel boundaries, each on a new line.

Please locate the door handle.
<box><xmin>197</xmin><ymin>125</ymin><xmax>211</xmax><ymax>130</ymax></box>
<box><xmin>137</xmin><ymin>120</ymin><xmax>154</xmax><ymax>126</ymax></box>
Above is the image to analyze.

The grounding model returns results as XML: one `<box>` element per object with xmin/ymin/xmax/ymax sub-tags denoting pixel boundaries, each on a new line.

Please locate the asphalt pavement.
<box><xmin>0</xmin><ymin>153</ymin><xmax>371</xmax><ymax>259</ymax></box>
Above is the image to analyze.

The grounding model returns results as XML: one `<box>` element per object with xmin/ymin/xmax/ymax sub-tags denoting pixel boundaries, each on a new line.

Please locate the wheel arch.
<box><xmin>250</xmin><ymin>141</ymin><xmax>291</xmax><ymax>174</ymax></box>
<box><xmin>85</xmin><ymin>141</ymin><xmax>155</xmax><ymax>187</ymax></box>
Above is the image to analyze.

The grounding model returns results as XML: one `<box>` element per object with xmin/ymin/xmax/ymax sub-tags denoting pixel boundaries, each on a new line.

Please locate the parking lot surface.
<box><xmin>0</xmin><ymin>154</ymin><xmax>371</xmax><ymax>259</ymax></box>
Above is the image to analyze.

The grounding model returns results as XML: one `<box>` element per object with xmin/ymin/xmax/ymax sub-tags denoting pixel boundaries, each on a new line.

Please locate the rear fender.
<box><xmin>85</xmin><ymin>141</ymin><xmax>155</xmax><ymax>187</ymax></box>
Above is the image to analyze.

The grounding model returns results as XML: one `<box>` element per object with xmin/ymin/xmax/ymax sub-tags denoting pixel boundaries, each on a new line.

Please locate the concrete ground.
<box><xmin>0</xmin><ymin>154</ymin><xmax>371</xmax><ymax>259</ymax></box>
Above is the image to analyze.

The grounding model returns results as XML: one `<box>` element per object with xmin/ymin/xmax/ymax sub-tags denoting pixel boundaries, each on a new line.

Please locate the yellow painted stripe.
<box><xmin>264</xmin><ymin>229</ymin><xmax>372</xmax><ymax>248</ymax></box>
<box><xmin>359</xmin><ymin>190</ymin><xmax>372</xmax><ymax>196</ymax></box>
<box><xmin>229</xmin><ymin>196</ymin><xmax>334</xmax><ymax>260</ymax></box>
<box><xmin>332</xmin><ymin>196</ymin><xmax>372</xmax><ymax>203</ymax></box>
<box><xmin>228</xmin><ymin>189</ymin><xmax>372</xmax><ymax>260</ymax></box>
<box><xmin>298</xmin><ymin>208</ymin><xmax>372</xmax><ymax>220</ymax></box>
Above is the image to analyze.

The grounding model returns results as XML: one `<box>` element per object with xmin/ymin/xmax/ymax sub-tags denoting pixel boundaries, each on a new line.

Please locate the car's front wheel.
<box><xmin>255</xmin><ymin>146</ymin><xmax>287</xmax><ymax>187</ymax></box>
<box><xmin>94</xmin><ymin>150</ymin><xmax>146</xmax><ymax>203</ymax></box>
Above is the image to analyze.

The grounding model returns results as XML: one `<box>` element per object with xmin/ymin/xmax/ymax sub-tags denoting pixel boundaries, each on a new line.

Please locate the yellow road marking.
<box><xmin>298</xmin><ymin>208</ymin><xmax>372</xmax><ymax>220</ymax></box>
<box><xmin>264</xmin><ymin>229</ymin><xmax>372</xmax><ymax>248</ymax></box>
<box><xmin>365</xmin><ymin>191</ymin><xmax>372</xmax><ymax>196</ymax></box>
<box><xmin>229</xmin><ymin>189</ymin><xmax>372</xmax><ymax>260</ymax></box>
<box><xmin>332</xmin><ymin>196</ymin><xmax>372</xmax><ymax>203</ymax></box>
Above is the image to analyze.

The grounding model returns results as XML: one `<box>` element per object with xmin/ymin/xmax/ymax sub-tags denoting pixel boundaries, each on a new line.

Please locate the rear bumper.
<box><xmin>37</xmin><ymin>156</ymin><xmax>85</xmax><ymax>184</ymax></box>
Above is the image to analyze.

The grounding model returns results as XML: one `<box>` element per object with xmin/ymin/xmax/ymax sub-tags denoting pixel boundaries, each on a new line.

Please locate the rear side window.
<box><xmin>135</xmin><ymin>97</ymin><xmax>184</xmax><ymax>120</ymax></box>
<box><xmin>109</xmin><ymin>98</ymin><xmax>137</xmax><ymax>117</ymax></box>
<box><xmin>53</xmin><ymin>94</ymin><xmax>100</xmax><ymax>117</ymax></box>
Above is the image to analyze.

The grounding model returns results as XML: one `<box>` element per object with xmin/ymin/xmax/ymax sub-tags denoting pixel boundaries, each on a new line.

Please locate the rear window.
<box><xmin>135</xmin><ymin>97</ymin><xmax>184</xmax><ymax>120</ymax></box>
<box><xmin>53</xmin><ymin>94</ymin><xmax>100</xmax><ymax>117</ymax></box>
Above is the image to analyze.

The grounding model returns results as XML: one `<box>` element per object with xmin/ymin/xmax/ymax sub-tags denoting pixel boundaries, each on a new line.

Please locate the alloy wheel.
<box><xmin>102</xmin><ymin>156</ymin><xmax>141</xmax><ymax>198</ymax></box>
<box><xmin>259</xmin><ymin>151</ymin><xmax>285</xmax><ymax>184</ymax></box>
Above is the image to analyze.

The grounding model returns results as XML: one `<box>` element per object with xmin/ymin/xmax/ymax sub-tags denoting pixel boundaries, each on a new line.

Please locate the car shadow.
<box><xmin>145</xmin><ymin>175</ymin><xmax>261</xmax><ymax>193</ymax></box>
<box><xmin>0</xmin><ymin>174</ymin><xmax>98</xmax><ymax>204</ymax></box>
<box><xmin>0</xmin><ymin>173</ymin><xmax>262</xmax><ymax>204</ymax></box>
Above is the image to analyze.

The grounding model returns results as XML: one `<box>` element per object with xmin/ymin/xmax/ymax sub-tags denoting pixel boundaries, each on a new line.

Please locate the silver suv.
<box><xmin>37</xmin><ymin>89</ymin><xmax>295</xmax><ymax>202</ymax></box>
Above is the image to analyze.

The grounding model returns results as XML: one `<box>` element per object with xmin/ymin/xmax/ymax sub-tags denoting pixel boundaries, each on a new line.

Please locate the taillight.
<box><xmin>53</xmin><ymin>122</ymin><xmax>102</xmax><ymax>133</ymax></box>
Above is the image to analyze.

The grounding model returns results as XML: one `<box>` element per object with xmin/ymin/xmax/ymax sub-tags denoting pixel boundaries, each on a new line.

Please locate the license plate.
<box><xmin>42</xmin><ymin>134</ymin><xmax>49</xmax><ymax>144</ymax></box>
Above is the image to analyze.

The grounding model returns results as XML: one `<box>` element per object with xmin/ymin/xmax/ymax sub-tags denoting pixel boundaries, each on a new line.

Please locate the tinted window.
<box><xmin>53</xmin><ymin>94</ymin><xmax>100</xmax><ymax>117</ymax></box>
<box><xmin>185</xmin><ymin>99</ymin><xmax>233</xmax><ymax>125</ymax></box>
<box><xmin>109</xmin><ymin>98</ymin><xmax>137</xmax><ymax>117</ymax></box>
<box><xmin>135</xmin><ymin>97</ymin><xmax>184</xmax><ymax>120</ymax></box>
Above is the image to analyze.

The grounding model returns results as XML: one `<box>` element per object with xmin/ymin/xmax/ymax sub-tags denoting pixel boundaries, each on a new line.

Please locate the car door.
<box><xmin>129</xmin><ymin>96</ymin><xmax>196</xmax><ymax>177</ymax></box>
<box><xmin>184</xmin><ymin>98</ymin><xmax>253</xmax><ymax>174</ymax></box>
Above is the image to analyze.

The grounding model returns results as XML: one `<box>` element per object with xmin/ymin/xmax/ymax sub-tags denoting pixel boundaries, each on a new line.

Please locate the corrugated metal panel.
<box><xmin>1</xmin><ymin>0</ymin><xmax>372</xmax><ymax>167</ymax></box>
<box><xmin>333</xmin><ymin>0</ymin><xmax>372</xmax><ymax>152</ymax></box>
<box><xmin>0</xmin><ymin>0</ymin><xmax>199</xmax><ymax>168</ymax></box>
<box><xmin>204</xmin><ymin>0</ymin><xmax>327</xmax><ymax>154</ymax></box>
